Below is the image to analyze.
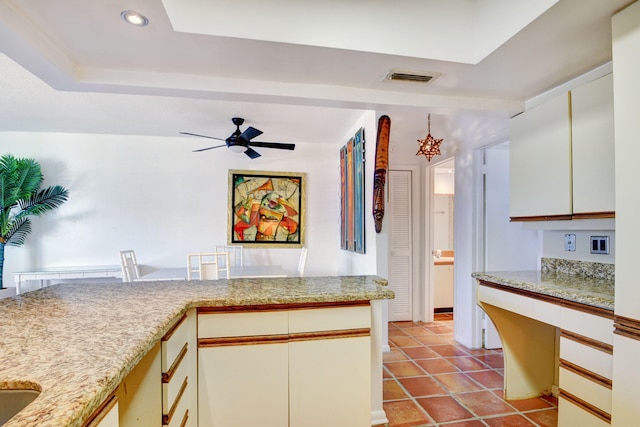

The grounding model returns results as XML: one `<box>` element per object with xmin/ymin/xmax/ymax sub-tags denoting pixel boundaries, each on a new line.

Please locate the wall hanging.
<box><xmin>228</xmin><ymin>170</ymin><xmax>305</xmax><ymax>247</ymax></box>
<box><xmin>340</xmin><ymin>128</ymin><xmax>366</xmax><ymax>253</ymax></box>
<box><xmin>373</xmin><ymin>115</ymin><xmax>390</xmax><ymax>233</ymax></box>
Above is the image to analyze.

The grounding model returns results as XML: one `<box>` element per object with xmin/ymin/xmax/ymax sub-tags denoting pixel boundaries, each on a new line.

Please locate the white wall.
<box><xmin>1</xmin><ymin>130</ymin><xmax>344</xmax><ymax>289</ymax></box>
<box><xmin>336</xmin><ymin>110</ymin><xmax>381</xmax><ymax>276</ymax></box>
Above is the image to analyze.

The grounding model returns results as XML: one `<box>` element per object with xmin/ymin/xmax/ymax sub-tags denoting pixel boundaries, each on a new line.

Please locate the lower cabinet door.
<box><xmin>289</xmin><ymin>335</ymin><xmax>371</xmax><ymax>427</ymax></box>
<box><xmin>198</xmin><ymin>343</ymin><xmax>289</xmax><ymax>427</ymax></box>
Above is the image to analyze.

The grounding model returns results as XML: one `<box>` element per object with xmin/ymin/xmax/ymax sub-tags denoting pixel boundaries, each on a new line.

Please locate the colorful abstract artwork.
<box><xmin>229</xmin><ymin>170</ymin><xmax>305</xmax><ymax>247</ymax></box>
<box><xmin>340</xmin><ymin>128</ymin><xmax>366</xmax><ymax>253</ymax></box>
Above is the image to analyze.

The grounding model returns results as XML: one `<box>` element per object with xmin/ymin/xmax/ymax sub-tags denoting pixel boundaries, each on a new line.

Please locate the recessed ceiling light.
<box><xmin>121</xmin><ymin>10</ymin><xmax>149</xmax><ymax>27</ymax></box>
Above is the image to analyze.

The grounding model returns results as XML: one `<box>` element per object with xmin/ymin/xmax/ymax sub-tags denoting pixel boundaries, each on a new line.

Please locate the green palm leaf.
<box><xmin>17</xmin><ymin>185</ymin><xmax>70</xmax><ymax>217</ymax></box>
<box><xmin>5</xmin><ymin>217</ymin><xmax>31</xmax><ymax>247</ymax></box>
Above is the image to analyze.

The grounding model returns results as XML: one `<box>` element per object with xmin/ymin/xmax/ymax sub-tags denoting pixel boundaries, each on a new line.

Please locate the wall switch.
<box><xmin>564</xmin><ymin>234</ymin><xmax>576</xmax><ymax>251</ymax></box>
<box><xmin>590</xmin><ymin>236</ymin><xmax>609</xmax><ymax>254</ymax></box>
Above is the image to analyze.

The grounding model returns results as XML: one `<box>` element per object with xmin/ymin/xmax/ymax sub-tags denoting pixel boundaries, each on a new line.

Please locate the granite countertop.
<box><xmin>0</xmin><ymin>275</ymin><xmax>393</xmax><ymax>427</ymax></box>
<box><xmin>472</xmin><ymin>270</ymin><xmax>614</xmax><ymax>311</ymax></box>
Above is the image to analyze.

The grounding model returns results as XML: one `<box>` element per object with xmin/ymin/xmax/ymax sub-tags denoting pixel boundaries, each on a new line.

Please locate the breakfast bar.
<box><xmin>0</xmin><ymin>275</ymin><xmax>393</xmax><ymax>427</ymax></box>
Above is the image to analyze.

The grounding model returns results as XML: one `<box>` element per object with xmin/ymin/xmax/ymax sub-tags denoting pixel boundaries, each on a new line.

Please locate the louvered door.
<box><xmin>388</xmin><ymin>170</ymin><xmax>413</xmax><ymax>321</ymax></box>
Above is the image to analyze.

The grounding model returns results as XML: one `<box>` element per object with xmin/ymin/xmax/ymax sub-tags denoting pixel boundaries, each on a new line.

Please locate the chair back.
<box><xmin>215</xmin><ymin>245</ymin><xmax>243</xmax><ymax>266</ymax></box>
<box><xmin>119</xmin><ymin>250</ymin><xmax>140</xmax><ymax>282</ymax></box>
<box><xmin>297</xmin><ymin>247</ymin><xmax>308</xmax><ymax>277</ymax></box>
<box><xmin>187</xmin><ymin>252</ymin><xmax>230</xmax><ymax>280</ymax></box>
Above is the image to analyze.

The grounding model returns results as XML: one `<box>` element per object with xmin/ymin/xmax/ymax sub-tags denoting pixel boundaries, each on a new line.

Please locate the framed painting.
<box><xmin>339</xmin><ymin>128</ymin><xmax>366</xmax><ymax>253</ymax></box>
<box><xmin>228</xmin><ymin>170</ymin><xmax>305</xmax><ymax>247</ymax></box>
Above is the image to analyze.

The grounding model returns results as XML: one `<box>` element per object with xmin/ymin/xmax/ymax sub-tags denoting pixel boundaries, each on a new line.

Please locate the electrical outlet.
<box><xmin>564</xmin><ymin>234</ymin><xmax>576</xmax><ymax>251</ymax></box>
<box><xmin>590</xmin><ymin>236</ymin><xmax>609</xmax><ymax>254</ymax></box>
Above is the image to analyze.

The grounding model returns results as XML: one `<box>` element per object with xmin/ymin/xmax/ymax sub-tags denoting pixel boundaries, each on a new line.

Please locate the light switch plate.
<box><xmin>564</xmin><ymin>234</ymin><xmax>576</xmax><ymax>251</ymax></box>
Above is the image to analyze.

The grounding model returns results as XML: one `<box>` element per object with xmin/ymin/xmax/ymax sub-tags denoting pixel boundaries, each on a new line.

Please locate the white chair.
<box><xmin>187</xmin><ymin>252</ymin><xmax>230</xmax><ymax>280</ymax></box>
<box><xmin>215</xmin><ymin>245</ymin><xmax>244</xmax><ymax>266</ymax></box>
<box><xmin>297</xmin><ymin>247</ymin><xmax>308</xmax><ymax>277</ymax></box>
<box><xmin>120</xmin><ymin>250</ymin><xmax>140</xmax><ymax>282</ymax></box>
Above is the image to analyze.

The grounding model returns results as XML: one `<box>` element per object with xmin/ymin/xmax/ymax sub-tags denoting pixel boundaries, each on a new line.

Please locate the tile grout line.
<box><xmin>384</xmin><ymin>320</ymin><xmax>557</xmax><ymax>427</ymax></box>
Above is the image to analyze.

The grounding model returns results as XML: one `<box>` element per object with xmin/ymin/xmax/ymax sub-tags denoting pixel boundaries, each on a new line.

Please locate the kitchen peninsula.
<box><xmin>0</xmin><ymin>276</ymin><xmax>393</xmax><ymax>427</ymax></box>
<box><xmin>473</xmin><ymin>259</ymin><xmax>614</xmax><ymax>426</ymax></box>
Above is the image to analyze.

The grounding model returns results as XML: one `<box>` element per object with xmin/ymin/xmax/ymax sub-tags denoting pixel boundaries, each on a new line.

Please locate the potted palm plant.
<box><xmin>0</xmin><ymin>154</ymin><xmax>69</xmax><ymax>290</ymax></box>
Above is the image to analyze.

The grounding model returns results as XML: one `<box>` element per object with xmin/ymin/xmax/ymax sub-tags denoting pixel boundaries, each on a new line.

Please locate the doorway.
<box><xmin>432</xmin><ymin>159</ymin><xmax>455</xmax><ymax>315</ymax></box>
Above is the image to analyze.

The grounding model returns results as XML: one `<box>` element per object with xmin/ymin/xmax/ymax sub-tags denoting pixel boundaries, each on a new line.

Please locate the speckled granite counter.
<box><xmin>472</xmin><ymin>270</ymin><xmax>614</xmax><ymax>311</ymax></box>
<box><xmin>0</xmin><ymin>275</ymin><xmax>393</xmax><ymax>427</ymax></box>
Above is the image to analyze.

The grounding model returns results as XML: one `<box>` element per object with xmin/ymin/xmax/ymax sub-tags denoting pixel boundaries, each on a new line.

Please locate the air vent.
<box><xmin>385</xmin><ymin>69</ymin><xmax>441</xmax><ymax>85</ymax></box>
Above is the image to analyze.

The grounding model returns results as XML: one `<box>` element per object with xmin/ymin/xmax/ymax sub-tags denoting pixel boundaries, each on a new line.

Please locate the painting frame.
<box><xmin>228</xmin><ymin>169</ymin><xmax>305</xmax><ymax>247</ymax></box>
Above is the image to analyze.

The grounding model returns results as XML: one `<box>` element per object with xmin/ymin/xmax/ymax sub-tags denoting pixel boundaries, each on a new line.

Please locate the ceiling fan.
<box><xmin>180</xmin><ymin>117</ymin><xmax>296</xmax><ymax>159</ymax></box>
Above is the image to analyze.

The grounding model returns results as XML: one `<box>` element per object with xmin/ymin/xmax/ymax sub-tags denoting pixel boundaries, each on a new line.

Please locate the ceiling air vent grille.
<box><xmin>385</xmin><ymin>70</ymin><xmax>441</xmax><ymax>85</ymax></box>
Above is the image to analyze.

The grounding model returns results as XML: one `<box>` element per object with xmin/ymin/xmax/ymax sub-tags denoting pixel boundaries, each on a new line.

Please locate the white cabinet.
<box><xmin>558</xmin><ymin>307</ymin><xmax>614</xmax><ymax>426</ymax></box>
<box><xmin>198</xmin><ymin>309</ymin><xmax>289</xmax><ymax>427</ymax></box>
<box><xmin>83</xmin><ymin>396</ymin><xmax>118</xmax><ymax>427</ymax></box>
<box><xmin>161</xmin><ymin>309</ymin><xmax>197</xmax><ymax>427</ymax></box>
<box><xmin>116</xmin><ymin>342</ymin><xmax>162</xmax><ymax>427</ymax></box>
<box><xmin>198</xmin><ymin>303</ymin><xmax>372</xmax><ymax>427</ymax></box>
<box><xmin>510</xmin><ymin>92</ymin><xmax>572</xmax><ymax>220</ymax></box>
<box><xmin>571</xmin><ymin>73</ymin><xmax>615</xmax><ymax>217</ymax></box>
<box><xmin>434</xmin><ymin>263</ymin><xmax>454</xmax><ymax>309</ymax></box>
<box><xmin>288</xmin><ymin>305</ymin><xmax>371</xmax><ymax>426</ymax></box>
<box><xmin>509</xmin><ymin>74</ymin><xmax>615</xmax><ymax>221</ymax></box>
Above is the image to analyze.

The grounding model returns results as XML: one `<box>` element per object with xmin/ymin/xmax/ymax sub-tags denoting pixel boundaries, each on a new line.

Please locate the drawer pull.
<box><xmin>560</xmin><ymin>359</ymin><xmax>612</xmax><ymax>389</ymax></box>
<box><xmin>560</xmin><ymin>388</ymin><xmax>611</xmax><ymax>423</ymax></box>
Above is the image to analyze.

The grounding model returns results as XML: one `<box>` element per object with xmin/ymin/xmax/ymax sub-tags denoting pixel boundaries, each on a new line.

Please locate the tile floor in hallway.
<box><xmin>376</xmin><ymin>313</ymin><xmax>558</xmax><ymax>427</ymax></box>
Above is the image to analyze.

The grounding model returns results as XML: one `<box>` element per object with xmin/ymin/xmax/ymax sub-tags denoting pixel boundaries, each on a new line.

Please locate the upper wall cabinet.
<box><xmin>510</xmin><ymin>92</ymin><xmax>572</xmax><ymax>220</ymax></box>
<box><xmin>571</xmin><ymin>73</ymin><xmax>615</xmax><ymax>217</ymax></box>
<box><xmin>509</xmin><ymin>73</ymin><xmax>615</xmax><ymax>221</ymax></box>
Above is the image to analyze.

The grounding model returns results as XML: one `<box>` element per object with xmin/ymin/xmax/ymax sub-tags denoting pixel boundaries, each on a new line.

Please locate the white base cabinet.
<box><xmin>83</xmin><ymin>396</ymin><xmax>119</xmax><ymax>427</ymax></box>
<box><xmin>116</xmin><ymin>342</ymin><xmax>162</xmax><ymax>427</ymax></box>
<box><xmin>161</xmin><ymin>309</ymin><xmax>197</xmax><ymax>427</ymax></box>
<box><xmin>198</xmin><ymin>303</ymin><xmax>372</xmax><ymax>427</ymax></box>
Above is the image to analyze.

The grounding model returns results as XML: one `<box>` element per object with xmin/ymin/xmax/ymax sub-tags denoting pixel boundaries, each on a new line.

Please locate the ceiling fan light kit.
<box><xmin>180</xmin><ymin>117</ymin><xmax>295</xmax><ymax>159</ymax></box>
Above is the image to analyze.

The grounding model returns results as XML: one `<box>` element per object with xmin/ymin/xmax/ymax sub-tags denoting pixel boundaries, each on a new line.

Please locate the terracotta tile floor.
<box><xmin>374</xmin><ymin>314</ymin><xmax>558</xmax><ymax>427</ymax></box>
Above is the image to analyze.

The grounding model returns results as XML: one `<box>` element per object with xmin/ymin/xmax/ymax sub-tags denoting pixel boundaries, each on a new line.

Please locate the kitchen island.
<box><xmin>473</xmin><ymin>265</ymin><xmax>614</xmax><ymax>426</ymax></box>
<box><xmin>0</xmin><ymin>275</ymin><xmax>393</xmax><ymax>427</ymax></box>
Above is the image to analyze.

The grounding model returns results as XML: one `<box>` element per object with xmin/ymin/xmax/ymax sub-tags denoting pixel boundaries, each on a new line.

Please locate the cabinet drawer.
<box><xmin>560</xmin><ymin>335</ymin><xmax>612</xmax><ymax>380</ymax></box>
<box><xmin>559</xmin><ymin>366</ymin><xmax>611</xmax><ymax>414</ymax></box>
<box><xmin>163</xmin><ymin>377</ymin><xmax>190</xmax><ymax>427</ymax></box>
<box><xmin>162</xmin><ymin>314</ymin><xmax>189</xmax><ymax>372</ymax></box>
<box><xmin>477</xmin><ymin>284</ymin><xmax>561</xmax><ymax>326</ymax></box>
<box><xmin>198</xmin><ymin>310</ymin><xmax>288</xmax><ymax>338</ymax></box>
<box><xmin>162</xmin><ymin>344</ymin><xmax>189</xmax><ymax>413</ymax></box>
<box><xmin>289</xmin><ymin>304</ymin><xmax>371</xmax><ymax>333</ymax></box>
<box><xmin>560</xmin><ymin>307</ymin><xmax>614</xmax><ymax>345</ymax></box>
<box><xmin>558</xmin><ymin>394</ymin><xmax>610</xmax><ymax>427</ymax></box>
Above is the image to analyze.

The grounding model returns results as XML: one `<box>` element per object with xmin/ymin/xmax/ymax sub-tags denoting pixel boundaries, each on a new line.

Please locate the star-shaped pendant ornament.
<box><xmin>416</xmin><ymin>114</ymin><xmax>443</xmax><ymax>161</ymax></box>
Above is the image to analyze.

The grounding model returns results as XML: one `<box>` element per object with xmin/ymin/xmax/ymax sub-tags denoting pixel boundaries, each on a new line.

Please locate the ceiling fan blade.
<box><xmin>239</xmin><ymin>126</ymin><xmax>263</xmax><ymax>141</ymax></box>
<box><xmin>192</xmin><ymin>144</ymin><xmax>226</xmax><ymax>152</ymax></box>
<box><xmin>180</xmin><ymin>132</ymin><xmax>225</xmax><ymax>141</ymax></box>
<box><xmin>244</xmin><ymin>147</ymin><xmax>262</xmax><ymax>159</ymax></box>
<box><xmin>248</xmin><ymin>141</ymin><xmax>296</xmax><ymax>150</ymax></box>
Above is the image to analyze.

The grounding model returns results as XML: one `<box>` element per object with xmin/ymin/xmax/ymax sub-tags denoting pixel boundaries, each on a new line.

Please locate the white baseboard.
<box><xmin>370</xmin><ymin>409</ymin><xmax>389</xmax><ymax>426</ymax></box>
<box><xmin>382</xmin><ymin>344</ymin><xmax>391</xmax><ymax>352</ymax></box>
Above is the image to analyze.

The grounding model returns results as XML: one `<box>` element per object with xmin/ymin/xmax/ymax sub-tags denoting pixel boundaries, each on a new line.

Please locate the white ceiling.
<box><xmin>0</xmin><ymin>0</ymin><xmax>632</xmax><ymax>148</ymax></box>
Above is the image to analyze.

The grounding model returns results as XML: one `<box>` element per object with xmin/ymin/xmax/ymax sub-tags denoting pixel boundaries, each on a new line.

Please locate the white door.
<box><xmin>387</xmin><ymin>170</ymin><xmax>413</xmax><ymax>321</ymax></box>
